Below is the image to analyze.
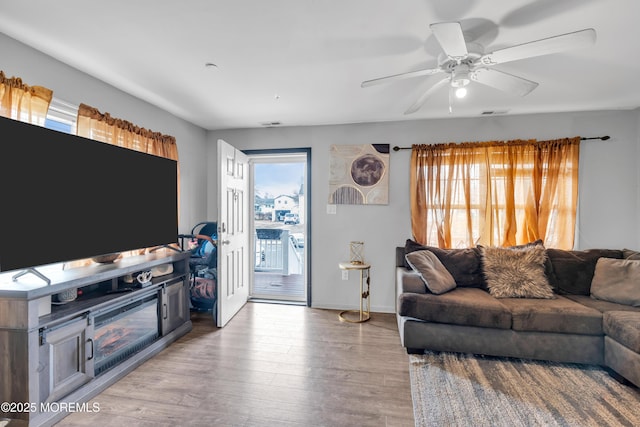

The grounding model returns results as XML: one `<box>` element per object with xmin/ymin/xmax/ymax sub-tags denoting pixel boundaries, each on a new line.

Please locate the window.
<box><xmin>410</xmin><ymin>138</ymin><xmax>580</xmax><ymax>249</ymax></box>
<box><xmin>45</xmin><ymin>97</ymin><xmax>78</xmax><ymax>134</ymax></box>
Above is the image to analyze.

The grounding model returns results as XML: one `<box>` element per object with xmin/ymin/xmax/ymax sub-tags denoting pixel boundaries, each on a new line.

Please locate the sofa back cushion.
<box><xmin>623</xmin><ymin>248</ymin><xmax>640</xmax><ymax>260</ymax></box>
<box><xmin>546</xmin><ymin>248</ymin><xmax>623</xmax><ymax>295</ymax></box>
<box><xmin>591</xmin><ymin>258</ymin><xmax>640</xmax><ymax>307</ymax></box>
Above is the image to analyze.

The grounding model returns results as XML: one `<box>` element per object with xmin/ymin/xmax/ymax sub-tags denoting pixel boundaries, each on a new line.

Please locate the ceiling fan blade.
<box><xmin>404</xmin><ymin>78</ymin><xmax>450</xmax><ymax>115</ymax></box>
<box><xmin>480</xmin><ymin>28</ymin><xmax>596</xmax><ymax>65</ymax></box>
<box><xmin>473</xmin><ymin>68</ymin><xmax>539</xmax><ymax>97</ymax></box>
<box><xmin>361</xmin><ymin>67</ymin><xmax>443</xmax><ymax>88</ymax></box>
<box><xmin>430</xmin><ymin>22</ymin><xmax>468</xmax><ymax>60</ymax></box>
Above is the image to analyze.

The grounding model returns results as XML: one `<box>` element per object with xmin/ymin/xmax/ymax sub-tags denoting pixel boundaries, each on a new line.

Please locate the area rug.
<box><xmin>409</xmin><ymin>351</ymin><xmax>640</xmax><ymax>427</ymax></box>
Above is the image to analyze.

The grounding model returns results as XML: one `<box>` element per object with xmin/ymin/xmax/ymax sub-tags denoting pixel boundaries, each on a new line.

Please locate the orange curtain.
<box><xmin>410</xmin><ymin>137</ymin><xmax>580</xmax><ymax>249</ymax></box>
<box><xmin>76</xmin><ymin>103</ymin><xmax>178</xmax><ymax>160</ymax></box>
<box><xmin>65</xmin><ymin>104</ymin><xmax>180</xmax><ymax>268</ymax></box>
<box><xmin>0</xmin><ymin>70</ymin><xmax>53</xmax><ymax>125</ymax></box>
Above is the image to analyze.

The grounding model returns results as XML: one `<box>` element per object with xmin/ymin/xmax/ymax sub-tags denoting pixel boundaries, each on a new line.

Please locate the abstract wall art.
<box><xmin>328</xmin><ymin>144</ymin><xmax>390</xmax><ymax>205</ymax></box>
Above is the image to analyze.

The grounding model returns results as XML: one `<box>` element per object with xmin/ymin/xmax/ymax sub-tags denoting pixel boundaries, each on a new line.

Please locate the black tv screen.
<box><xmin>0</xmin><ymin>115</ymin><xmax>178</xmax><ymax>272</ymax></box>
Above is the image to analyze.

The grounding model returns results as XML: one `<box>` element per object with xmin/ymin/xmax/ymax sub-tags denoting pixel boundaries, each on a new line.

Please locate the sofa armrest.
<box><xmin>397</xmin><ymin>267</ymin><xmax>427</xmax><ymax>294</ymax></box>
<box><xmin>396</xmin><ymin>246</ymin><xmax>407</xmax><ymax>268</ymax></box>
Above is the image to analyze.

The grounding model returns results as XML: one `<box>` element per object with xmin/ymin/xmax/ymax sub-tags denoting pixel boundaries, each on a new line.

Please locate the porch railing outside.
<box><xmin>255</xmin><ymin>228</ymin><xmax>303</xmax><ymax>275</ymax></box>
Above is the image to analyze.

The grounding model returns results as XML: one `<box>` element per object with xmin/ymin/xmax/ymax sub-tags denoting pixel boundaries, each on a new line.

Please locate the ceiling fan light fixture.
<box><xmin>451</xmin><ymin>75</ymin><xmax>470</xmax><ymax>88</ymax></box>
<box><xmin>450</xmin><ymin>64</ymin><xmax>471</xmax><ymax>88</ymax></box>
<box><xmin>455</xmin><ymin>87</ymin><xmax>468</xmax><ymax>98</ymax></box>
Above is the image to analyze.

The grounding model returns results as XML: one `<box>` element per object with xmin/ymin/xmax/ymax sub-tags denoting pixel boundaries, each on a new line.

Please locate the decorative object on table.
<box><xmin>349</xmin><ymin>241</ymin><xmax>365</xmax><ymax>264</ymax></box>
<box><xmin>91</xmin><ymin>252</ymin><xmax>121</xmax><ymax>264</ymax></box>
<box><xmin>329</xmin><ymin>144</ymin><xmax>389</xmax><ymax>205</ymax></box>
<box><xmin>409</xmin><ymin>351</ymin><xmax>640</xmax><ymax>427</ymax></box>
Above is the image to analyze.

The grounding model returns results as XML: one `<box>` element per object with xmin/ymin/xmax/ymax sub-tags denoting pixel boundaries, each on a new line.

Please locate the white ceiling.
<box><xmin>1</xmin><ymin>0</ymin><xmax>639</xmax><ymax>131</ymax></box>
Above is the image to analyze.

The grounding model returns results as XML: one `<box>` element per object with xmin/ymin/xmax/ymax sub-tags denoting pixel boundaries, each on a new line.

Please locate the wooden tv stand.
<box><xmin>0</xmin><ymin>250</ymin><xmax>192</xmax><ymax>427</ymax></box>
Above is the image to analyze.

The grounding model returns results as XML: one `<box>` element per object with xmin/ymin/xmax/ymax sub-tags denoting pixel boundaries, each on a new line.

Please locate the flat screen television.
<box><xmin>0</xmin><ymin>115</ymin><xmax>178</xmax><ymax>274</ymax></box>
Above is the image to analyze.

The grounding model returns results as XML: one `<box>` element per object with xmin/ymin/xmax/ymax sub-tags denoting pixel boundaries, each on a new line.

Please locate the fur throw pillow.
<box><xmin>480</xmin><ymin>245</ymin><xmax>555</xmax><ymax>299</ymax></box>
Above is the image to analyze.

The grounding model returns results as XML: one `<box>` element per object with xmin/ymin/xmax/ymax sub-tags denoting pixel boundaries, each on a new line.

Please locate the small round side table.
<box><xmin>338</xmin><ymin>262</ymin><xmax>371</xmax><ymax>323</ymax></box>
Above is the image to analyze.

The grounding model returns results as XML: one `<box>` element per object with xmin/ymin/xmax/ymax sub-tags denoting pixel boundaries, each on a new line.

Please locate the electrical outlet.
<box><xmin>341</xmin><ymin>270</ymin><xmax>349</xmax><ymax>280</ymax></box>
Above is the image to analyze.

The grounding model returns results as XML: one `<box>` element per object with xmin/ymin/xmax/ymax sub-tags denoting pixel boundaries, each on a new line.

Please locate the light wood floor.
<box><xmin>55</xmin><ymin>303</ymin><xmax>415</xmax><ymax>426</ymax></box>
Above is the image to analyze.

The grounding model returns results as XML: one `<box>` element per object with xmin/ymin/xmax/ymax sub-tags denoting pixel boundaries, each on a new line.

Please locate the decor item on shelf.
<box><xmin>151</xmin><ymin>263</ymin><xmax>174</xmax><ymax>277</ymax></box>
<box><xmin>53</xmin><ymin>287</ymin><xmax>77</xmax><ymax>304</ymax></box>
<box><xmin>136</xmin><ymin>270</ymin><xmax>153</xmax><ymax>286</ymax></box>
<box><xmin>91</xmin><ymin>252</ymin><xmax>121</xmax><ymax>264</ymax></box>
<box><xmin>350</xmin><ymin>241</ymin><xmax>364</xmax><ymax>264</ymax></box>
<box><xmin>329</xmin><ymin>144</ymin><xmax>390</xmax><ymax>205</ymax></box>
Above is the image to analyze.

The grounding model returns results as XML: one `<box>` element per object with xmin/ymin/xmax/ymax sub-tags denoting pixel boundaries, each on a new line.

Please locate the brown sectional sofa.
<box><xmin>395</xmin><ymin>241</ymin><xmax>640</xmax><ymax>387</ymax></box>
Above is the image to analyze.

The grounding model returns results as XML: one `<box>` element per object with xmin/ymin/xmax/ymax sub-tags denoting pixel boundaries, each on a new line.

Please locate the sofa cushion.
<box><xmin>545</xmin><ymin>248</ymin><xmax>623</xmax><ymax>295</ymax></box>
<box><xmin>397</xmin><ymin>287</ymin><xmax>511</xmax><ymax>329</ymax></box>
<box><xmin>480</xmin><ymin>245</ymin><xmax>555</xmax><ymax>299</ymax></box>
<box><xmin>604</xmin><ymin>311</ymin><xmax>640</xmax><ymax>353</ymax></box>
<box><xmin>623</xmin><ymin>248</ymin><xmax>640</xmax><ymax>260</ymax></box>
<box><xmin>563</xmin><ymin>294</ymin><xmax>640</xmax><ymax>314</ymax></box>
<box><xmin>404</xmin><ymin>239</ymin><xmax>485</xmax><ymax>288</ymax></box>
<box><xmin>405</xmin><ymin>250</ymin><xmax>456</xmax><ymax>295</ymax></box>
<box><xmin>500</xmin><ymin>296</ymin><xmax>603</xmax><ymax>335</ymax></box>
<box><xmin>591</xmin><ymin>258</ymin><xmax>640</xmax><ymax>307</ymax></box>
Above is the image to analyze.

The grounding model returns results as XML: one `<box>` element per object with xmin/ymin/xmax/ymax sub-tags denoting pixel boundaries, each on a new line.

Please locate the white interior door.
<box><xmin>217</xmin><ymin>139</ymin><xmax>250</xmax><ymax>327</ymax></box>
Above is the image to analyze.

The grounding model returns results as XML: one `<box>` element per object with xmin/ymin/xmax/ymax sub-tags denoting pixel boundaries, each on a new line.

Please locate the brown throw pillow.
<box><xmin>591</xmin><ymin>258</ymin><xmax>640</xmax><ymax>306</ymax></box>
<box><xmin>405</xmin><ymin>250</ymin><xmax>457</xmax><ymax>295</ymax></box>
<box><xmin>480</xmin><ymin>245</ymin><xmax>555</xmax><ymax>299</ymax></box>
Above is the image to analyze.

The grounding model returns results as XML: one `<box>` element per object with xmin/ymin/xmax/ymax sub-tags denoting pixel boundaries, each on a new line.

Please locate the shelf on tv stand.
<box><xmin>40</xmin><ymin>271</ymin><xmax>186</xmax><ymax>327</ymax></box>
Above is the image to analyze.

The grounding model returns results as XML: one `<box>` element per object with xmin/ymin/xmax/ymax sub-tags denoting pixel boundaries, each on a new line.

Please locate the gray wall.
<box><xmin>208</xmin><ymin>110</ymin><xmax>640</xmax><ymax>312</ymax></box>
<box><xmin>0</xmin><ymin>32</ymin><xmax>208</xmax><ymax>234</ymax></box>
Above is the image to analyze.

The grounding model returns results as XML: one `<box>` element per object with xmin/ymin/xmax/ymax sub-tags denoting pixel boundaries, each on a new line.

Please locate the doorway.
<box><xmin>245</xmin><ymin>148</ymin><xmax>311</xmax><ymax>305</ymax></box>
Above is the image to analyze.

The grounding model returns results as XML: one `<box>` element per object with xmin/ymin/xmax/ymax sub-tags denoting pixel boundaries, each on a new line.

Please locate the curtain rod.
<box><xmin>392</xmin><ymin>135</ymin><xmax>611</xmax><ymax>151</ymax></box>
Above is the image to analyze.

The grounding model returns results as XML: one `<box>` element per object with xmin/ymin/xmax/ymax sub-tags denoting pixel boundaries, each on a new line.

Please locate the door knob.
<box><xmin>221</xmin><ymin>240</ymin><xmax>231</xmax><ymax>245</ymax></box>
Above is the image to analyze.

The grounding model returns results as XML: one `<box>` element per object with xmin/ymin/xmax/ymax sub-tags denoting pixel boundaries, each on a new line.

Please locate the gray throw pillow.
<box><xmin>404</xmin><ymin>239</ymin><xmax>485</xmax><ymax>288</ymax></box>
<box><xmin>480</xmin><ymin>245</ymin><xmax>555</xmax><ymax>299</ymax></box>
<box><xmin>405</xmin><ymin>250</ymin><xmax>457</xmax><ymax>295</ymax></box>
<box><xmin>591</xmin><ymin>258</ymin><xmax>640</xmax><ymax>306</ymax></box>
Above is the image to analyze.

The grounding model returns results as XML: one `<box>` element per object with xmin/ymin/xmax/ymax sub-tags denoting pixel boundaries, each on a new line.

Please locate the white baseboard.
<box><xmin>311</xmin><ymin>302</ymin><xmax>395</xmax><ymax>314</ymax></box>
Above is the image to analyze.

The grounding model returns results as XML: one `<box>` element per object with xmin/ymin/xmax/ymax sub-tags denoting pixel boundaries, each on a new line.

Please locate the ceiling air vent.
<box><xmin>480</xmin><ymin>110</ymin><xmax>509</xmax><ymax>116</ymax></box>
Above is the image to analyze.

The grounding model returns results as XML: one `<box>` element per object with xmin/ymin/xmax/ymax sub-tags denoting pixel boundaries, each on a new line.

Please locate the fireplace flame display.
<box><xmin>93</xmin><ymin>294</ymin><xmax>159</xmax><ymax>375</ymax></box>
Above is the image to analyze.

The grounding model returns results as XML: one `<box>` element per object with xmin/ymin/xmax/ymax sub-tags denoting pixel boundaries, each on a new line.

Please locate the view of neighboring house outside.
<box><xmin>274</xmin><ymin>194</ymin><xmax>296</xmax><ymax>221</ymax></box>
<box><xmin>254</xmin><ymin>195</ymin><xmax>274</xmax><ymax>220</ymax></box>
<box><xmin>255</xmin><ymin>192</ymin><xmax>305</xmax><ymax>224</ymax></box>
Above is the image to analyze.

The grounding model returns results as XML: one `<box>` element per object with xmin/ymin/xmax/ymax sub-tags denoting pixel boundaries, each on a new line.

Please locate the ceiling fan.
<box><xmin>361</xmin><ymin>22</ymin><xmax>597</xmax><ymax>114</ymax></box>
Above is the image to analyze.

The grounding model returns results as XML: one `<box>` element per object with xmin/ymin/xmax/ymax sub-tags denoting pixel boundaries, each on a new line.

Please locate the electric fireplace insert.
<box><xmin>92</xmin><ymin>292</ymin><xmax>160</xmax><ymax>376</ymax></box>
